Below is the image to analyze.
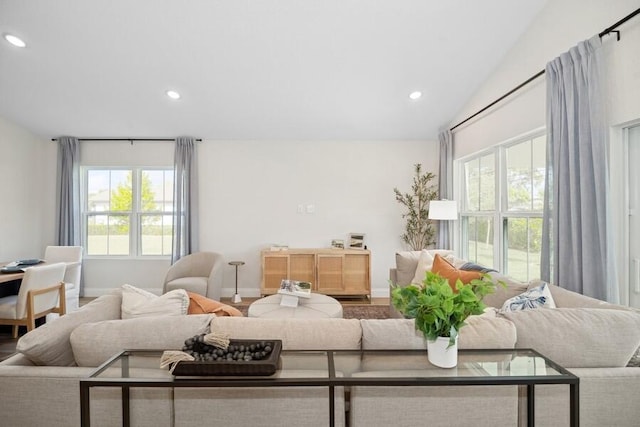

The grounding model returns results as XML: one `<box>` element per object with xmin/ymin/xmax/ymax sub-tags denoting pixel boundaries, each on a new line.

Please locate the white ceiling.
<box><xmin>0</xmin><ymin>0</ymin><xmax>547</xmax><ymax>141</ymax></box>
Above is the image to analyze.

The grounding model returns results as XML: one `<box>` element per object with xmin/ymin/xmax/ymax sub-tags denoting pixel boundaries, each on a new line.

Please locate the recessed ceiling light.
<box><xmin>409</xmin><ymin>91</ymin><xmax>422</xmax><ymax>100</ymax></box>
<box><xmin>166</xmin><ymin>90</ymin><xmax>181</xmax><ymax>100</ymax></box>
<box><xmin>3</xmin><ymin>33</ymin><xmax>26</xmax><ymax>48</ymax></box>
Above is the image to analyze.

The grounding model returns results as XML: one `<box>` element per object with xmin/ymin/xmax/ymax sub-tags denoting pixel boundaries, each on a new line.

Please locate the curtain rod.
<box><xmin>449</xmin><ymin>6</ymin><xmax>640</xmax><ymax>132</ymax></box>
<box><xmin>51</xmin><ymin>138</ymin><xmax>202</xmax><ymax>142</ymax></box>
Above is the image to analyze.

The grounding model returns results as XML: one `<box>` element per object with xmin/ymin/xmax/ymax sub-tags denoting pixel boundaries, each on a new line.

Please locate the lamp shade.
<box><xmin>428</xmin><ymin>200</ymin><xmax>458</xmax><ymax>220</ymax></box>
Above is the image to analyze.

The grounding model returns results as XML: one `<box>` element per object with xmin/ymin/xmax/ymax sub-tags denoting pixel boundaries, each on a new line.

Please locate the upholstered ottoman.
<box><xmin>248</xmin><ymin>293</ymin><xmax>343</xmax><ymax>318</ymax></box>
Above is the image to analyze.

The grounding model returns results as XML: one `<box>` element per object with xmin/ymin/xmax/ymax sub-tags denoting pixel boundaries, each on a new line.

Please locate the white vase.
<box><xmin>427</xmin><ymin>336</ymin><xmax>458</xmax><ymax>368</ymax></box>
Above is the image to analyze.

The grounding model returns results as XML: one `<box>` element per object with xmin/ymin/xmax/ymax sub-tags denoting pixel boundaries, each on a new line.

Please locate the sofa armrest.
<box><xmin>389</xmin><ymin>268</ymin><xmax>398</xmax><ymax>286</ymax></box>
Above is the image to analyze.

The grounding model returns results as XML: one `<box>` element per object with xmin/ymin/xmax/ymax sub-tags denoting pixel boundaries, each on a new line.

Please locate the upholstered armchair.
<box><xmin>163</xmin><ymin>252</ymin><xmax>224</xmax><ymax>301</ymax></box>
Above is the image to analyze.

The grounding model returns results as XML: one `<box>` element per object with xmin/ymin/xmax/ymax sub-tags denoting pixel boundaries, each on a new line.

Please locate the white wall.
<box><xmin>450</xmin><ymin>0</ymin><xmax>640</xmax><ymax>303</ymax></box>
<box><xmin>81</xmin><ymin>139</ymin><xmax>436</xmax><ymax>298</ymax></box>
<box><xmin>0</xmin><ymin>116</ymin><xmax>56</xmax><ymax>261</ymax></box>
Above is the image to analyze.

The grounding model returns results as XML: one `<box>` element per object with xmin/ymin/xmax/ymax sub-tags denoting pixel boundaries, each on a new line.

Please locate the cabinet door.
<box><xmin>344</xmin><ymin>253</ymin><xmax>370</xmax><ymax>294</ymax></box>
<box><xmin>262</xmin><ymin>255</ymin><xmax>289</xmax><ymax>294</ymax></box>
<box><xmin>316</xmin><ymin>254</ymin><xmax>344</xmax><ymax>293</ymax></box>
<box><xmin>289</xmin><ymin>254</ymin><xmax>315</xmax><ymax>284</ymax></box>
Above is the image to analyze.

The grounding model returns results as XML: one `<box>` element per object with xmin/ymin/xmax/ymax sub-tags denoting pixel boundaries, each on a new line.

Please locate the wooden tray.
<box><xmin>172</xmin><ymin>339</ymin><xmax>282</xmax><ymax>377</ymax></box>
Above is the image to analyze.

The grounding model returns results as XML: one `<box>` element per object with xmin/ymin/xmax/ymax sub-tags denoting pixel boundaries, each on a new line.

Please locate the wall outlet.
<box><xmin>297</xmin><ymin>204</ymin><xmax>304</xmax><ymax>214</ymax></box>
<box><xmin>306</xmin><ymin>204</ymin><xmax>315</xmax><ymax>214</ymax></box>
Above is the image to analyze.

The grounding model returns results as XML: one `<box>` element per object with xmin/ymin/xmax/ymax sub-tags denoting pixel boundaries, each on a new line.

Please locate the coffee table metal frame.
<box><xmin>80</xmin><ymin>348</ymin><xmax>579</xmax><ymax>427</ymax></box>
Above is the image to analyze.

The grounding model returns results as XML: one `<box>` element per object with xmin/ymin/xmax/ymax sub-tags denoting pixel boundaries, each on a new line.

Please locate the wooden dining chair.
<box><xmin>0</xmin><ymin>263</ymin><xmax>67</xmax><ymax>338</ymax></box>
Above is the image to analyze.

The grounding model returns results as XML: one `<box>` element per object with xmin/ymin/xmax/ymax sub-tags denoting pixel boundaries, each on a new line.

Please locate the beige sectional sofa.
<box><xmin>389</xmin><ymin>250</ymin><xmax>640</xmax><ymax>427</ymax></box>
<box><xmin>0</xmin><ymin>253</ymin><xmax>639</xmax><ymax>426</ymax></box>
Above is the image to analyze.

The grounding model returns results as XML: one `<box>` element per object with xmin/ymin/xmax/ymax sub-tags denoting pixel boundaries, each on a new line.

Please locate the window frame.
<box><xmin>455</xmin><ymin>128</ymin><xmax>546</xmax><ymax>280</ymax></box>
<box><xmin>81</xmin><ymin>166</ymin><xmax>174</xmax><ymax>259</ymax></box>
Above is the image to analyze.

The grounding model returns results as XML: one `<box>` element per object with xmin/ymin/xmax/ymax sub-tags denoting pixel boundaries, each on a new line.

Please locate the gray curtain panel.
<box><xmin>437</xmin><ymin>130</ymin><xmax>454</xmax><ymax>249</ymax></box>
<box><xmin>541</xmin><ymin>36</ymin><xmax>618</xmax><ymax>302</ymax></box>
<box><xmin>55</xmin><ymin>136</ymin><xmax>82</xmax><ymax>296</ymax></box>
<box><xmin>55</xmin><ymin>136</ymin><xmax>81</xmax><ymax>247</ymax></box>
<box><xmin>172</xmin><ymin>136</ymin><xmax>199</xmax><ymax>264</ymax></box>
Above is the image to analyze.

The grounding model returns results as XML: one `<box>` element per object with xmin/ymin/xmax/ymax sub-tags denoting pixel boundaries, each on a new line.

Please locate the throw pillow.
<box><xmin>411</xmin><ymin>250</ymin><xmax>435</xmax><ymax>285</ymax></box>
<box><xmin>16</xmin><ymin>291</ymin><xmax>122</xmax><ymax>366</ymax></box>
<box><xmin>187</xmin><ymin>292</ymin><xmax>243</xmax><ymax>317</ymax></box>
<box><xmin>121</xmin><ymin>284</ymin><xmax>189</xmax><ymax>319</ymax></box>
<box><xmin>395</xmin><ymin>251</ymin><xmax>422</xmax><ymax>286</ymax></box>
<box><xmin>410</xmin><ymin>250</ymin><xmax>458</xmax><ymax>285</ymax></box>
<box><xmin>430</xmin><ymin>254</ymin><xmax>482</xmax><ymax>290</ymax></box>
<box><xmin>500</xmin><ymin>281</ymin><xmax>556</xmax><ymax>312</ymax></box>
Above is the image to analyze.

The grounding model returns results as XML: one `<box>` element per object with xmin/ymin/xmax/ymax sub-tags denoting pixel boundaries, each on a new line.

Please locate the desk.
<box><xmin>0</xmin><ymin>267</ymin><xmax>24</xmax><ymax>284</ymax></box>
<box><xmin>0</xmin><ymin>263</ymin><xmax>25</xmax><ymax>299</ymax></box>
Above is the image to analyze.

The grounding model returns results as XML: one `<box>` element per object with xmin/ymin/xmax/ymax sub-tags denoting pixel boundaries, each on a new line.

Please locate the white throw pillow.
<box><xmin>121</xmin><ymin>284</ymin><xmax>189</xmax><ymax>319</ymax></box>
<box><xmin>411</xmin><ymin>250</ymin><xmax>435</xmax><ymax>285</ymax></box>
<box><xmin>500</xmin><ymin>281</ymin><xmax>556</xmax><ymax>312</ymax></box>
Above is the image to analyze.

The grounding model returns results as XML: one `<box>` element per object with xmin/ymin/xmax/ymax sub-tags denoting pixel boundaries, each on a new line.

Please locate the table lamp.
<box><xmin>428</xmin><ymin>200</ymin><xmax>458</xmax><ymax>220</ymax></box>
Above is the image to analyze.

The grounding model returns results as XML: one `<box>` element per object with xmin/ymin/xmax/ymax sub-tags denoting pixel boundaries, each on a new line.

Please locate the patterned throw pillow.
<box><xmin>500</xmin><ymin>282</ymin><xmax>556</xmax><ymax>312</ymax></box>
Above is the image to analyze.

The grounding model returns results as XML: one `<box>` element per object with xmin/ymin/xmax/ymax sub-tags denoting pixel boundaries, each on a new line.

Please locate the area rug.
<box><xmin>234</xmin><ymin>304</ymin><xmax>390</xmax><ymax>319</ymax></box>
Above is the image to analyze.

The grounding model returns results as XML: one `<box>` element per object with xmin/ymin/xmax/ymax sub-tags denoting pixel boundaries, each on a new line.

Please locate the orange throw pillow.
<box><xmin>187</xmin><ymin>292</ymin><xmax>243</xmax><ymax>317</ymax></box>
<box><xmin>431</xmin><ymin>254</ymin><xmax>482</xmax><ymax>291</ymax></box>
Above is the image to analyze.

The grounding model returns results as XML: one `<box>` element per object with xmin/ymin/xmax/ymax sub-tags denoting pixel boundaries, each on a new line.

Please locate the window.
<box><xmin>83</xmin><ymin>168</ymin><xmax>174</xmax><ymax>257</ymax></box>
<box><xmin>459</xmin><ymin>133</ymin><xmax>546</xmax><ymax>281</ymax></box>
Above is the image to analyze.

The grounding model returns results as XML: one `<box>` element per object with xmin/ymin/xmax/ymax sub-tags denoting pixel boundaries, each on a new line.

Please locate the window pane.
<box><xmin>87</xmin><ymin>170</ymin><xmax>110</xmax><ymax>212</ymax></box>
<box><xmin>505</xmin><ymin>217</ymin><xmax>542</xmax><ymax>281</ymax></box>
<box><xmin>506</xmin><ymin>141</ymin><xmax>532</xmax><ymax>211</ymax></box>
<box><xmin>109</xmin><ymin>170</ymin><xmax>132</xmax><ymax>212</ymax></box>
<box><xmin>141</xmin><ymin>170</ymin><xmax>174</xmax><ymax>212</ymax></box>
<box><xmin>108</xmin><ymin>215</ymin><xmax>130</xmax><ymax>255</ymax></box>
<box><xmin>528</xmin><ymin>218</ymin><xmax>542</xmax><ymax>279</ymax></box>
<box><xmin>87</xmin><ymin>215</ymin><xmax>108</xmax><ymax>255</ymax></box>
<box><xmin>86</xmin><ymin>214</ymin><xmax>130</xmax><ymax>255</ymax></box>
<box><xmin>479</xmin><ymin>154</ymin><xmax>495</xmax><ymax>211</ymax></box>
<box><xmin>464</xmin><ymin>158</ymin><xmax>480</xmax><ymax>211</ymax></box>
<box><xmin>532</xmin><ymin>136</ymin><xmax>546</xmax><ymax>211</ymax></box>
<box><xmin>141</xmin><ymin>214</ymin><xmax>173</xmax><ymax>255</ymax></box>
<box><xmin>462</xmin><ymin>216</ymin><xmax>494</xmax><ymax>268</ymax></box>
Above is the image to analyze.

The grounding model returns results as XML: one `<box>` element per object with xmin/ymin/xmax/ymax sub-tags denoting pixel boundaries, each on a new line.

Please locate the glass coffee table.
<box><xmin>80</xmin><ymin>348</ymin><xmax>579</xmax><ymax>427</ymax></box>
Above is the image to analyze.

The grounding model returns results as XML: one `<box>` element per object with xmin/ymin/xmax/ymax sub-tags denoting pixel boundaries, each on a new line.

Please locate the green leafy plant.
<box><xmin>394</xmin><ymin>164</ymin><xmax>438</xmax><ymax>250</ymax></box>
<box><xmin>391</xmin><ymin>271</ymin><xmax>499</xmax><ymax>347</ymax></box>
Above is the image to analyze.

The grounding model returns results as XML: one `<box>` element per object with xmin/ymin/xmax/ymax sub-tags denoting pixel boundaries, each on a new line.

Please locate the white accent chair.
<box><xmin>163</xmin><ymin>252</ymin><xmax>224</xmax><ymax>300</ymax></box>
<box><xmin>0</xmin><ymin>263</ymin><xmax>66</xmax><ymax>338</ymax></box>
<box><xmin>44</xmin><ymin>246</ymin><xmax>82</xmax><ymax>313</ymax></box>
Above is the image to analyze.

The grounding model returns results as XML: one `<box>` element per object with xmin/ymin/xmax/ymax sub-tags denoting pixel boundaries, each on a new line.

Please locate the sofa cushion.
<box><xmin>501</xmin><ymin>281</ymin><xmax>556</xmax><ymax>312</ymax></box>
<box><xmin>210</xmin><ymin>317</ymin><xmax>362</xmax><ymax>350</ymax></box>
<box><xmin>70</xmin><ymin>314</ymin><xmax>213</xmax><ymax>367</ymax></box>
<box><xmin>431</xmin><ymin>254</ymin><xmax>482</xmax><ymax>290</ymax></box>
<box><xmin>499</xmin><ymin>308</ymin><xmax>640</xmax><ymax>367</ymax></box>
<box><xmin>121</xmin><ymin>284</ymin><xmax>189</xmax><ymax>319</ymax></box>
<box><xmin>16</xmin><ymin>291</ymin><xmax>122</xmax><ymax>366</ymax></box>
<box><xmin>360</xmin><ymin>316</ymin><xmax>516</xmax><ymax>350</ymax></box>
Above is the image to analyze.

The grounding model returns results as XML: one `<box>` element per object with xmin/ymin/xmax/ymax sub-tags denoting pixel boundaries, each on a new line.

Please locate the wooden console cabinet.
<box><xmin>260</xmin><ymin>248</ymin><xmax>371</xmax><ymax>297</ymax></box>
